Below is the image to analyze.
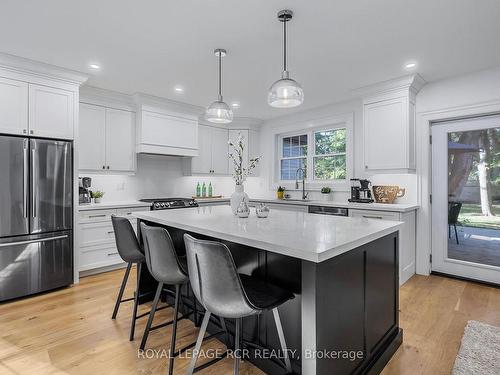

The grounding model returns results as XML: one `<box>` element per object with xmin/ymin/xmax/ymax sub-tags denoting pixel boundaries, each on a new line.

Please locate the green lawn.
<box><xmin>458</xmin><ymin>203</ymin><xmax>500</xmax><ymax>229</ymax></box>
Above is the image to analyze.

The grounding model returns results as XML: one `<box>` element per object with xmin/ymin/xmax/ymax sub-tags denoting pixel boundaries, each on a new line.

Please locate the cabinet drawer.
<box><xmin>80</xmin><ymin>222</ymin><xmax>116</xmax><ymax>248</ymax></box>
<box><xmin>79</xmin><ymin>244</ymin><xmax>123</xmax><ymax>271</ymax></box>
<box><xmin>349</xmin><ymin>209</ymin><xmax>400</xmax><ymax>221</ymax></box>
<box><xmin>78</xmin><ymin>209</ymin><xmax>117</xmax><ymax>223</ymax></box>
<box><xmin>115</xmin><ymin>206</ymin><xmax>150</xmax><ymax>217</ymax></box>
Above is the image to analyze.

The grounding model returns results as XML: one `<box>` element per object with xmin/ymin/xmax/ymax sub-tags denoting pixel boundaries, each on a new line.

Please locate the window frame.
<box><xmin>274</xmin><ymin>113</ymin><xmax>353</xmax><ymax>191</ymax></box>
<box><xmin>312</xmin><ymin>128</ymin><xmax>348</xmax><ymax>181</ymax></box>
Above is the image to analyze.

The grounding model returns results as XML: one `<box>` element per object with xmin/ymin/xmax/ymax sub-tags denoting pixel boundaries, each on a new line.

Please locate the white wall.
<box><xmin>415</xmin><ymin>65</ymin><xmax>500</xmax><ymax>275</ymax></box>
<box><xmin>82</xmin><ymin>154</ymin><xmax>266</xmax><ymax>201</ymax></box>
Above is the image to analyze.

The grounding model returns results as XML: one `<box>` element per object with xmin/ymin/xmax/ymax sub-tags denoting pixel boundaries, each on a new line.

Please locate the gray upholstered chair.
<box><xmin>139</xmin><ymin>223</ymin><xmax>190</xmax><ymax>375</ymax></box>
<box><xmin>184</xmin><ymin>233</ymin><xmax>294</xmax><ymax>375</ymax></box>
<box><xmin>110</xmin><ymin>215</ymin><xmax>146</xmax><ymax>341</ymax></box>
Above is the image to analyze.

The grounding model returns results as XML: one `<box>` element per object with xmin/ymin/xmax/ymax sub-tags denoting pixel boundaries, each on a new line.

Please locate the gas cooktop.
<box><xmin>139</xmin><ymin>197</ymin><xmax>198</xmax><ymax>210</ymax></box>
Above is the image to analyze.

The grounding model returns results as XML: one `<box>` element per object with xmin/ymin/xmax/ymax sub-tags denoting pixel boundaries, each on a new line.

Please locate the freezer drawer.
<box><xmin>0</xmin><ymin>231</ymin><xmax>73</xmax><ymax>301</ymax></box>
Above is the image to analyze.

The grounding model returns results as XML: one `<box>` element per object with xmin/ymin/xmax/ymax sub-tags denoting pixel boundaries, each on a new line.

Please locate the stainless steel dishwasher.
<box><xmin>308</xmin><ymin>205</ymin><xmax>348</xmax><ymax>216</ymax></box>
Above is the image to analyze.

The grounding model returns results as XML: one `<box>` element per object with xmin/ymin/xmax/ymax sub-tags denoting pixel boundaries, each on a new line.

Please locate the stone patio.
<box><xmin>448</xmin><ymin>226</ymin><xmax>500</xmax><ymax>267</ymax></box>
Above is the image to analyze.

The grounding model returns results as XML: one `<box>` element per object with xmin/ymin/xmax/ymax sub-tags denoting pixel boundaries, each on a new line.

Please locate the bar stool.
<box><xmin>184</xmin><ymin>234</ymin><xmax>294</xmax><ymax>375</ymax></box>
<box><xmin>110</xmin><ymin>215</ymin><xmax>146</xmax><ymax>341</ymax></box>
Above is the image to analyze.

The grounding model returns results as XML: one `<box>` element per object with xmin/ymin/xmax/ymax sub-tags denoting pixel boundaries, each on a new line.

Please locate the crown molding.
<box><xmin>80</xmin><ymin>85</ymin><xmax>136</xmax><ymax>111</ymax></box>
<box><xmin>0</xmin><ymin>52</ymin><xmax>88</xmax><ymax>87</ymax></box>
<box><xmin>133</xmin><ymin>92</ymin><xmax>203</xmax><ymax>118</ymax></box>
<box><xmin>353</xmin><ymin>74</ymin><xmax>426</xmax><ymax>99</ymax></box>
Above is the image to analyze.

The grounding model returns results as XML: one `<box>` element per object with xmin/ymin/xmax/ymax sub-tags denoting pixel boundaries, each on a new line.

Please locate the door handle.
<box><xmin>0</xmin><ymin>235</ymin><xmax>69</xmax><ymax>248</ymax></box>
<box><xmin>31</xmin><ymin>147</ymin><xmax>37</xmax><ymax>218</ymax></box>
<box><xmin>23</xmin><ymin>140</ymin><xmax>28</xmax><ymax>218</ymax></box>
<box><xmin>88</xmin><ymin>214</ymin><xmax>106</xmax><ymax>218</ymax></box>
<box><xmin>107</xmin><ymin>252</ymin><xmax>119</xmax><ymax>256</ymax></box>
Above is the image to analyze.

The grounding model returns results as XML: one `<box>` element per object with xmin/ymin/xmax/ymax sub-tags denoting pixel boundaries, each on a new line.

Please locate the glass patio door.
<box><xmin>431</xmin><ymin>115</ymin><xmax>500</xmax><ymax>284</ymax></box>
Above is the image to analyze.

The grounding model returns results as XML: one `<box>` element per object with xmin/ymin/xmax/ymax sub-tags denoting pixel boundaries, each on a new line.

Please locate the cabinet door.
<box><xmin>0</xmin><ymin>77</ymin><xmax>28</xmax><ymax>135</ymax></box>
<box><xmin>364</xmin><ymin>97</ymin><xmax>407</xmax><ymax>170</ymax></box>
<box><xmin>79</xmin><ymin>103</ymin><xmax>106</xmax><ymax>170</ymax></box>
<box><xmin>211</xmin><ymin>126</ymin><xmax>229</xmax><ymax>174</ymax></box>
<box><xmin>29</xmin><ymin>84</ymin><xmax>74</xmax><ymax>139</ymax></box>
<box><xmin>190</xmin><ymin>125</ymin><xmax>212</xmax><ymax>174</ymax></box>
<box><xmin>105</xmin><ymin>108</ymin><xmax>135</xmax><ymax>172</ymax></box>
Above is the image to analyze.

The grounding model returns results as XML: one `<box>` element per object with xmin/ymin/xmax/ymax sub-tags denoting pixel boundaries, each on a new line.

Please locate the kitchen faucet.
<box><xmin>295</xmin><ymin>167</ymin><xmax>308</xmax><ymax>200</ymax></box>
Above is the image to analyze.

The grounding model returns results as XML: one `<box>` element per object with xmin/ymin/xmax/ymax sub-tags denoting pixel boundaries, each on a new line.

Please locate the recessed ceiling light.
<box><xmin>404</xmin><ymin>62</ymin><xmax>417</xmax><ymax>70</ymax></box>
<box><xmin>89</xmin><ymin>63</ymin><xmax>100</xmax><ymax>70</ymax></box>
<box><xmin>231</xmin><ymin>102</ymin><xmax>240</xmax><ymax>108</ymax></box>
<box><xmin>174</xmin><ymin>86</ymin><xmax>184</xmax><ymax>93</ymax></box>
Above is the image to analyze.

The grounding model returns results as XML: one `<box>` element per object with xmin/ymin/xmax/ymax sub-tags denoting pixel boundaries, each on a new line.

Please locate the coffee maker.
<box><xmin>79</xmin><ymin>177</ymin><xmax>92</xmax><ymax>204</ymax></box>
<box><xmin>348</xmin><ymin>178</ymin><xmax>374</xmax><ymax>203</ymax></box>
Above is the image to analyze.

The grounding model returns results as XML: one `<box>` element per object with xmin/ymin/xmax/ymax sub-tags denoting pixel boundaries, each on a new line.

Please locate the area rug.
<box><xmin>452</xmin><ymin>320</ymin><xmax>500</xmax><ymax>375</ymax></box>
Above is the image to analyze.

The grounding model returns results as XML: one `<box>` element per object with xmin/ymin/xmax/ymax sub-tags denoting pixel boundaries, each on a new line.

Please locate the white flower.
<box><xmin>228</xmin><ymin>132</ymin><xmax>262</xmax><ymax>185</ymax></box>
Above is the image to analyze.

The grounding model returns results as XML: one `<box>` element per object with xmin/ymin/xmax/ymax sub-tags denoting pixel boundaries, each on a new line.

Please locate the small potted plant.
<box><xmin>92</xmin><ymin>190</ymin><xmax>104</xmax><ymax>204</ymax></box>
<box><xmin>277</xmin><ymin>186</ymin><xmax>285</xmax><ymax>200</ymax></box>
<box><xmin>320</xmin><ymin>186</ymin><xmax>332</xmax><ymax>201</ymax></box>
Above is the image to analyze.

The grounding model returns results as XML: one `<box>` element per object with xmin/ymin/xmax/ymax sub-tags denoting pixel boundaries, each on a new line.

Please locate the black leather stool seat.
<box><xmin>239</xmin><ymin>274</ymin><xmax>294</xmax><ymax>311</ymax></box>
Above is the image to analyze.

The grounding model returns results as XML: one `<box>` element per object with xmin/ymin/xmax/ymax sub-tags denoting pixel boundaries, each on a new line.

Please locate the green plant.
<box><xmin>277</xmin><ymin>186</ymin><xmax>285</xmax><ymax>192</ymax></box>
<box><xmin>91</xmin><ymin>190</ymin><xmax>105</xmax><ymax>199</ymax></box>
<box><xmin>321</xmin><ymin>187</ymin><xmax>331</xmax><ymax>194</ymax></box>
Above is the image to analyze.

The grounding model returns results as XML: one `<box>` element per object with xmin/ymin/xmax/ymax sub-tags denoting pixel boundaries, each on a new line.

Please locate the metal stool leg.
<box><xmin>140</xmin><ymin>282</ymin><xmax>163</xmax><ymax>350</ymax></box>
<box><xmin>112</xmin><ymin>262</ymin><xmax>132</xmax><ymax>319</ymax></box>
<box><xmin>168</xmin><ymin>285</ymin><xmax>181</xmax><ymax>375</ymax></box>
<box><xmin>234</xmin><ymin>318</ymin><xmax>241</xmax><ymax>375</ymax></box>
<box><xmin>187</xmin><ymin>310</ymin><xmax>211</xmax><ymax>375</ymax></box>
<box><xmin>130</xmin><ymin>262</ymin><xmax>142</xmax><ymax>341</ymax></box>
<box><xmin>454</xmin><ymin>224</ymin><xmax>459</xmax><ymax>244</ymax></box>
<box><xmin>272</xmin><ymin>307</ymin><xmax>292</xmax><ymax>373</ymax></box>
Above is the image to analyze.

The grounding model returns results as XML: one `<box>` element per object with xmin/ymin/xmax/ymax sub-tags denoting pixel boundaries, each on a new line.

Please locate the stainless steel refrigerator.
<box><xmin>0</xmin><ymin>135</ymin><xmax>73</xmax><ymax>302</ymax></box>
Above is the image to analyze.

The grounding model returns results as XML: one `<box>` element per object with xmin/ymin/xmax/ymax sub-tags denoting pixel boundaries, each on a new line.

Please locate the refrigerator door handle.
<box><xmin>23</xmin><ymin>139</ymin><xmax>28</xmax><ymax>218</ymax></box>
<box><xmin>0</xmin><ymin>235</ymin><xmax>69</xmax><ymax>248</ymax></box>
<box><xmin>31</xmin><ymin>146</ymin><xmax>36</xmax><ymax>218</ymax></box>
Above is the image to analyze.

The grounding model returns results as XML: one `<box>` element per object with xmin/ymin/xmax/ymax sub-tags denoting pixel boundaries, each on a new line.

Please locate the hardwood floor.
<box><xmin>0</xmin><ymin>270</ymin><xmax>498</xmax><ymax>375</ymax></box>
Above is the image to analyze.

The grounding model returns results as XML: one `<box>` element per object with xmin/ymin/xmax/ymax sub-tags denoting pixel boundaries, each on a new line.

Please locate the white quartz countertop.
<box><xmin>195</xmin><ymin>197</ymin><xmax>418</xmax><ymax>212</ymax></box>
<box><xmin>133</xmin><ymin>205</ymin><xmax>403</xmax><ymax>263</ymax></box>
<box><xmin>78</xmin><ymin>201</ymin><xmax>150</xmax><ymax>211</ymax></box>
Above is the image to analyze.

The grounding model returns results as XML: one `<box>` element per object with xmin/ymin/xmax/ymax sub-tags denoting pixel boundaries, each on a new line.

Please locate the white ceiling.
<box><xmin>1</xmin><ymin>0</ymin><xmax>499</xmax><ymax>119</ymax></box>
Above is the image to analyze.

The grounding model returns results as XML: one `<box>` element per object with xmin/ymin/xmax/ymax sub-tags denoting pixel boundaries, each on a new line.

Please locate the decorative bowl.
<box><xmin>372</xmin><ymin>185</ymin><xmax>405</xmax><ymax>204</ymax></box>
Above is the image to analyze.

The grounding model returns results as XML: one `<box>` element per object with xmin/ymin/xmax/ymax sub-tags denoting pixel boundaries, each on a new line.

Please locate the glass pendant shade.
<box><xmin>205</xmin><ymin>99</ymin><xmax>233</xmax><ymax>123</ymax></box>
<box><xmin>268</xmin><ymin>9</ymin><xmax>303</xmax><ymax>109</ymax></box>
<box><xmin>268</xmin><ymin>71</ymin><xmax>304</xmax><ymax>108</ymax></box>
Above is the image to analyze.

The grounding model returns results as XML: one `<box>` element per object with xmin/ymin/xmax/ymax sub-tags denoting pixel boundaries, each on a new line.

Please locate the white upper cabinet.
<box><xmin>79</xmin><ymin>103</ymin><xmax>106</xmax><ymax>170</ymax></box>
<box><xmin>362</xmin><ymin>75</ymin><xmax>424</xmax><ymax>173</ymax></box>
<box><xmin>136</xmin><ymin>106</ymin><xmax>198</xmax><ymax>157</ymax></box>
<box><xmin>105</xmin><ymin>108</ymin><xmax>135</xmax><ymax>171</ymax></box>
<box><xmin>211</xmin><ymin>126</ymin><xmax>229</xmax><ymax>174</ymax></box>
<box><xmin>79</xmin><ymin>103</ymin><xmax>135</xmax><ymax>173</ymax></box>
<box><xmin>29</xmin><ymin>84</ymin><xmax>74</xmax><ymax>139</ymax></box>
<box><xmin>0</xmin><ymin>77</ymin><xmax>28</xmax><ymax>135</ymax></box>
<box><xmin>187</xmin><ymin>124</ymin><xmax>228</xmax><ymax>175</ymax></box>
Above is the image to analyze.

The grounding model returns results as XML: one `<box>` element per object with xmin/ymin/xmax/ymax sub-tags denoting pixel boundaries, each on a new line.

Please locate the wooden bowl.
<box><xmin>372</xmin><ymin>185</ymin><xmax>405</xmax><ymax>204</ymax></box>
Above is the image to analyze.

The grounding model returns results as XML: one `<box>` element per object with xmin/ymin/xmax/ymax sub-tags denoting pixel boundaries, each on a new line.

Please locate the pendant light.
<box><xmin>268</xmin><ymin>9</ymin><xmax>304</xmax><ymax>108</ymax></box>
<box><xmin>205</xmin><ymin>48</ymin><xmax>233</xmax><ymax>124</ymax></box>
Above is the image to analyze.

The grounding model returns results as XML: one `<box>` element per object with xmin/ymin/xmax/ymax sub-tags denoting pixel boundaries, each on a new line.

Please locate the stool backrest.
<box><xmin>140</xmin><ymin>223</ymin><xmax>187</xmax><ymax>285</ymax></box>
<box><xmin>111</xmin><ymin>216</ymin><xmax>144</xmax><ymax>263</ymax></box>
<box><xmin>183</xmin><ymin>234</ymin><xmax>256</xmax><ymax>318</ymax></box>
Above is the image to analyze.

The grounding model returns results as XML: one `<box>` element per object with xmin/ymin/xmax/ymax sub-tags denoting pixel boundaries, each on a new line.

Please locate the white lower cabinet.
<box><xmin>349</xmin><ymin>208</ymin><xmax>416</xmax><ymax>285</ymax></box>
<box><xmin>78</xmin><ymin>206</ymin><xmax>148</xmax><ymax>273</ymax></box>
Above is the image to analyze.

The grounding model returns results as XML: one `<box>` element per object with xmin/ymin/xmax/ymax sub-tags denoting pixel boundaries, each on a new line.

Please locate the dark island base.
<box><xmin>136</xmin><ymin>219</ymin><xmax>401</xmax><ymax>375</ymax></box>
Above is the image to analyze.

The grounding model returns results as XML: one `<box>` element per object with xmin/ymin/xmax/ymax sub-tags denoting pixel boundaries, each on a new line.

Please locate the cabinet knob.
<box><xmin>102</xmin><ymin>165</ymin><xmax>105</xmax><ymax>169</ymax></box>
<box><xmin>23</xmin><ymin>129</ymin><xmax>27</xmax><ymax>134</ymax></box>
<box><xmin>107</xmin><ymin>166</ymin><xmax>110</xmax><ymax>169</ymax></box>
<box><xmin>30</xmin><ymin>130</ymin><xmax>34</xmax><ymax>135</ymax></box>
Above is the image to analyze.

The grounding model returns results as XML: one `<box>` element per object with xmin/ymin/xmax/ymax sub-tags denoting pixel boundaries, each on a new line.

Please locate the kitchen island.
<box><xmin>134</xmin><ymin>206</ymin><xmax>403</xmax><ymax>375</ymax></box>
